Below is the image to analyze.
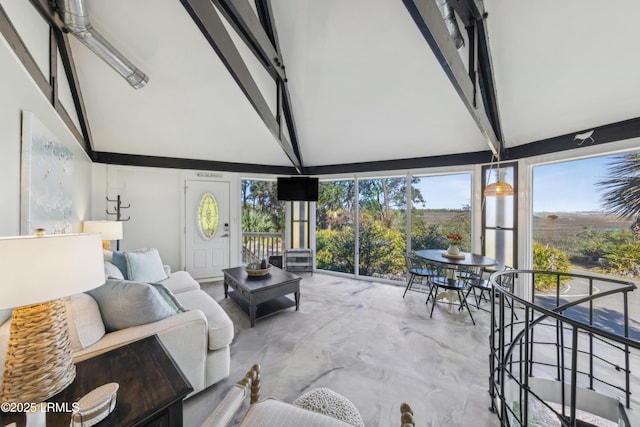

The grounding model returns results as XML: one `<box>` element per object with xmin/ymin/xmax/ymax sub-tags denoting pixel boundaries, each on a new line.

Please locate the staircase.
<box><xmin>488</xmin><ymin>270</ymin><xmax>638</xmax><ymax>426</ymax></box>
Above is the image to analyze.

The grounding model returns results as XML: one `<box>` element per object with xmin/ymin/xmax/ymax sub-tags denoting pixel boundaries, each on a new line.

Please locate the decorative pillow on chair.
<box><xmin>124</xmin><ymin>248</ymin><xmax>168</xmax><ymax>283</ymax></box>
<box><xmin>293</xmin><ymin>388</ymin><xmax>365</xmax><ymax>427</ymax></box>
<box><xmin>88</xmin><ymin>279</ymin><xmax>177</xmax><ymax>331</ymax></box>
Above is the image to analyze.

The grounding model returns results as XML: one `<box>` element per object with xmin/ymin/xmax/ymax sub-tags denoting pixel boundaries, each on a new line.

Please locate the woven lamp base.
<box><xmin>1</xmin><ymin>298</ymin><xmax>76</xmax><ymax>403</ymax></box>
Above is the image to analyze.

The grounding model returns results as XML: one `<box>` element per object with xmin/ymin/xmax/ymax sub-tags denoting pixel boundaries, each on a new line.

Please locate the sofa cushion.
<box><xmin>175</xmin><ymin>289</ymin><xmax>233</xmax><ymax>350</ymax></box>
<box><xmin>104</xmin><ymin>261</ymin><xmax>125</xmax><ymax>280</ymax></box>
<box><xmin>158</xmin><ymin>270</ymin><xmax>200</xmax><ymax>294</ymax></box>
<box><xmin>88</xmin><ymin>279</ymin><xmax>177</xmax><ymax>331</ymax></box>
<box><xmin>65</xmin><ymin>293</ymin><xmax>106</xmax><ymax>351</ymax></box>
<box><xmin>125</xmin><ymin>248</ymin><xmax>168</xmax><ymax>283</ymax></box>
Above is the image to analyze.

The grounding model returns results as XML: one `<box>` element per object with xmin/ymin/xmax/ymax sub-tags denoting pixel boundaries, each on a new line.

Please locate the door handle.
<box><xmin>221</xmin><ymin>233</ymin><xmax>229</xmax><ymax>237</ymax></box>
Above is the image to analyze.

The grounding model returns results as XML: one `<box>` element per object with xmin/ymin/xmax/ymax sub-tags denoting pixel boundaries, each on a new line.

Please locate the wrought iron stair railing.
<box><xmin>489</xmin><ymin>269</ymin><xmax>638</xmax><ymax>426</ymax></box>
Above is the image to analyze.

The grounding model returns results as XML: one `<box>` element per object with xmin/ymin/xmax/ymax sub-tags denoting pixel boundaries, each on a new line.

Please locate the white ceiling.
<box><xmin>11</xmin><ymin>0</ymin><xmax>640</xmax><ymax>172</ymax></box>
<box><xmin>485</xmin><ymin>0</ymin><xmax>640</xmax><ymax>148</ymax></box>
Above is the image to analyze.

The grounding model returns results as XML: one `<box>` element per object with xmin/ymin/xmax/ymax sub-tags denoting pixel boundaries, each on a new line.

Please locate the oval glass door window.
<box><xmin>198</xmin><ymin>193</ymin><xmax>219</xmax><ymax>239</ymax></box>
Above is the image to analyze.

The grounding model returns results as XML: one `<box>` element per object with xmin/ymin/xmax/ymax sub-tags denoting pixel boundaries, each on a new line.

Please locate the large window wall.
<box><xmin>316</xmin><ymin>172</ymin><xmax>472</xmax><ymax>282</ymax></box>
<box><xmin>532</xmin><ymin>152</ymin><xmax>640</xmax><ymax>285</ymax></box>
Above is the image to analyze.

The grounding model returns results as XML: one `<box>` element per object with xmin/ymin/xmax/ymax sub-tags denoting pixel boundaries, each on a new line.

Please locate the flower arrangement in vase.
<box><xmin>445</xmin><ymin>233</ymin><xmax>463</xmax><ymax>255</ymax></box>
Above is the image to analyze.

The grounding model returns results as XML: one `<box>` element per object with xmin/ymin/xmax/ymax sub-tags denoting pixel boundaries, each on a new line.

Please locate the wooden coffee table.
<box><xmin>223</xmin><ymin>266</ymin><xmax>301</xmax><ymax>327</ymax></box>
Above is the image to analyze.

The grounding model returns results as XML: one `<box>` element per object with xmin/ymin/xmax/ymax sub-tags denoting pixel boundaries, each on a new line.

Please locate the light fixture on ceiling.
<box><xmin>484</xmin><ymin>154</ymin><xmax>515</xmax><ymax>197</ymax></box>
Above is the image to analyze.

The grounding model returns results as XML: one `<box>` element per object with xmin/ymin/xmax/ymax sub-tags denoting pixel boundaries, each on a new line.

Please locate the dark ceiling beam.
<box><xmin>402</xmin><ymin>0</ymin><xmax>501</xmax><ymax>156</ymax></box>
<box><xmin>94</xmin><ymin>152</ymin><xmax>297</xmax><ymax>175</ymax></box>
<box><xmin>54</xmin><ymin>29</ymin><xmax>95</xmax><ymax>156</ymax></box>
<box><xmin>254</xmin><ymin>0</ymin><xmax>303</xmax><ymax>164</ymax></box>
<box><xmin>213</xmin><ymin>0</ymin><xmax>285</xmax><ymax>81</ymax></box>
<box><xmin>1</xmin><ymin>4</ymin><xmax>90</xmax><ymax>156</ymax></box>
<box><xmin>28</xmin><ymin>0</ymin><xmax>94</xmax><ymax>156</ymax></box>
<box><xmin>180</xmin><ymin>0</ymin><xmax>302</xmax><ymax>173</ymax></box>
<box><xmin>475</xmin><ymin>17</ymin><xmax>504</xmax><ymax>153</ymax></box>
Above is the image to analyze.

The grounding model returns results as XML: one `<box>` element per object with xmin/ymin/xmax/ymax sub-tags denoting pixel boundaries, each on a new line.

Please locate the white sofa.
<box><xmin>0</xmin><ymin>264</ymin><xmax>234</xmax><ymax>398</ymax></box>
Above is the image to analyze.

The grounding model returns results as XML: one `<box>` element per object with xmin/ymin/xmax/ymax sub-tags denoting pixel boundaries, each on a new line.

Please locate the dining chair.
<box><xmin>402</xmin><ymin>252</ymin><xmax>436</xmax><ymax>298</ymax></box>
<box><xmin>426</xmin><ymin>263</ymin><xmax>476</xmax><ymax>325</ymax></box>
<box><xmin>466</xmin><ymin>266</ymin><xmax>518</xmax><ymax>318</ymax></box>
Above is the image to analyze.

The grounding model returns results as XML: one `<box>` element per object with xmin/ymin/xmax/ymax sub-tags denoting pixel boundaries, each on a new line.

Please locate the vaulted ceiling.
<box><xmin>3</xmin><ymin>0</ymin><xmax>640</xmax><ymax>175</ymax></box>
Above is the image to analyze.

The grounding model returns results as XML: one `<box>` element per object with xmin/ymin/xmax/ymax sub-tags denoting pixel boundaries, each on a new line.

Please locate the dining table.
<box><xmin>414</xmin><ymin>249</ymin><xmax>498</xmax><ymax>314</ymax></box>
<box><xmin>414</xmin><ymin>249</ymin><xmax>498</xmax><ymax>269</ymax></box>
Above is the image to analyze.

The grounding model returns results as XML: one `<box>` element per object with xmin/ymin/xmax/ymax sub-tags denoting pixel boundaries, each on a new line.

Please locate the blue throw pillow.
<box><xmin>125</xmin><ymin>248</ymin><xmax>168</xmax><ymax>283</ymax></box>
<box><xmin>111</xmin><ymin>251</ymin><xmax>129</xmax><ymax>279</ymax></box>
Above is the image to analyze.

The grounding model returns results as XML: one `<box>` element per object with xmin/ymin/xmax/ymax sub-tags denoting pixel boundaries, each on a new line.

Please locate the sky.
<box><xmin>410</xmin><ymin>153</ymin><xmax>631</xmax><ymax>212</ymax></box>
<box><xmin>532</xmin><ymin>155</ymin><xmax>615</xmax><ymax>212</ymax></box>
<box><xmin>414</xmin><ymin>174</ymin><xmax>471</xmax><ymax>210</ymax></box>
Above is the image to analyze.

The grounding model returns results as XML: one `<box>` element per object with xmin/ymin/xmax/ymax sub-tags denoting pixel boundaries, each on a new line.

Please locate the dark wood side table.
<box><xmin>46</xmin><ymin>335</ymin><xmax>192</xmax><ymax>427</ymax></box>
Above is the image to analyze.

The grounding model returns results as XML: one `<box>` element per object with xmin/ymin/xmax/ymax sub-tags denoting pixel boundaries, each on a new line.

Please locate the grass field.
<box><xmin>534</xmin><ymin>211</ymin><xmax>633</xmax><ymax>250</ymax></box>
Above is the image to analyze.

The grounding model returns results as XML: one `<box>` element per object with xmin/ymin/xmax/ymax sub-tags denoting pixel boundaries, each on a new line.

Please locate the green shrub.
<box><xmin>532</xmin><ymin>241</ymin><xmax>572</xmax><ymax>292</ymax></box>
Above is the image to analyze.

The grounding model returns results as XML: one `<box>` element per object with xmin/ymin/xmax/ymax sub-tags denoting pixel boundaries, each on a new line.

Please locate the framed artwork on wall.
<box><xmin>20</xmin><ymin>111</ymin><xmax>74</xmax><ymax>235</ymax></box>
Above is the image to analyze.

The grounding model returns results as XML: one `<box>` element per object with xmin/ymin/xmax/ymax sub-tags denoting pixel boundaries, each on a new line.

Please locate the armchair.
<box><xmin>201</xmin><ymin>364</ymin><xmax>415</xmax><ymax>427</ymax></box>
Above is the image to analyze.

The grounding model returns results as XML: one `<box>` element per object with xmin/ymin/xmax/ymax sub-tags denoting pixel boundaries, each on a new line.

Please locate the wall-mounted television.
<box><xmin>277</xmin><ymin>177</ymin><xmax>319</xmax><ymax>201</ymax></box>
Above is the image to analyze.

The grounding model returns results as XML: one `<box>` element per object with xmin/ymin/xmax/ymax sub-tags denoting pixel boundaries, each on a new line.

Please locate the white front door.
<box><xmin>185</xmin><ymin>180</ymin><xmax>230</xmax><ymax>279</ymax></box>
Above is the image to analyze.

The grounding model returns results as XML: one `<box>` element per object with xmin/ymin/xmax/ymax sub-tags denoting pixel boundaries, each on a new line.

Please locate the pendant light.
<box><xmin>484</xmin><ymin>154</ymin><xmax>514</xmax><ymax>197</ymax></box>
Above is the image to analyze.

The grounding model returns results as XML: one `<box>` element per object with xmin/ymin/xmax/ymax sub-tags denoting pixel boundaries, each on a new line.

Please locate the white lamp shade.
<box><xmin>0</xmin><ymin>233</ymin><xmax>105</xmax><ymax>309</ymax></box>
<box><xmin>83</xmin><ymin>220</ymin><xmax>123</xmax><ymax>241</ymax></box>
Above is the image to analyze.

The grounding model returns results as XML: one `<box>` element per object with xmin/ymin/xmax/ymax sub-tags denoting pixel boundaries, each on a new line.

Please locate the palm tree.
<box><xmin>596</xmin><ymin>153</ymin><xmax>640</xmax><ymax>239</ymax></box>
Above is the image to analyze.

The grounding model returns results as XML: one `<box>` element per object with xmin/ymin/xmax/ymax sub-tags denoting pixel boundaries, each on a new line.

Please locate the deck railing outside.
<box><xmin>242</xmin><ymin>232</ymin><xmax>283</xmax><ymax>264</ymax></box>
<box><xmin>489</xmin><ymin>269</ymin><xmax>639</xmax><ymax>426</ymax></box>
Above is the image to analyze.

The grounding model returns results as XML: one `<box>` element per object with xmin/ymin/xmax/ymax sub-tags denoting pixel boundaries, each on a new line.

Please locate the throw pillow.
<box><xmin>111</xmin><ymin>251</ymin><xmax>129</xmax><ymax>279</ymax></box>
<box><xmin>88</xmin><ymin>279</ymin><xmax>176</xmax><ymax>331</ymax></box>
<box><xmin>104</xmin><ymin>261</ymin><xmax>125</xmax><ymax>280</ymax></box>
<box><xmin>64</xmin><ymin>293</ymin><xmax>106</xmax><ymax>351</ymax></box>
<box><xmin>125</xmin><ymin>248</ymin><xmax>168</xmax><ymax>283</ymax></box>
<box><xmin>152</xmin><ymin>283</ymin><xmax>187</xmax><ymax>313</ymax></box>
<box><xmin>293</xmin><ymin>388</ymin><xmax>364</xmax><ymax>427</ymax></box>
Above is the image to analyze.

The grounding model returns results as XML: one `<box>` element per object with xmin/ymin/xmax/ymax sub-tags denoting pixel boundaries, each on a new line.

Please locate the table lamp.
<box><xmin>82</xmin><ymin>220</ymin><xmax>123</xmax><ymax>250</ymax></box>
<box><xmin>0</xmin><ymin>233</ymin><xmax>104</xmax><ymax>404</ymax></box>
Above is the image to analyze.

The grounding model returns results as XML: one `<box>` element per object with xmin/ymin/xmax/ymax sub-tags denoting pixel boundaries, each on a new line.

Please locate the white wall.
<box><xmin>92</xmin><ymin>165</ymin><xmax>243</xmax><ymax>273</ymax></box>
<box><xmin>0</xmin><ymin>21</ymin><xmax>93</xmax><ymax>237</ymax></box>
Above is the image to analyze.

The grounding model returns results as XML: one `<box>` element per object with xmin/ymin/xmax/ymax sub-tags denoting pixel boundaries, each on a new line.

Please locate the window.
<box><xmin>316</xmin><ymin>180</ymin><xmax>355</xmax><ymax>274</ymax></box>
<box><xmin>240</xmin><ymin>179</ymin><xmax>285</xmax><ymax>263</ymax></box>
<box><xmin>532</xmin><ymin>153</ymin><xmax>640</xmax><ymax>282</ymax></box>
<box><xmin>411</xmin><ymin>174</ymin><xmax>472</xmax><ymax>253</ymax></box>
<box><xmin>482</xmin><ymin>163</ymin><xmax>517</xmax><ymax>268</ymax></box>
<box><xmin>198</xmin><ymin>193</ymin><xmax>219</xmax><ymax>240</ymax></box>
<box><xmin>358</xmin><ymin>177</ymin><xmax>407</xmax><ymax>281</ymax></box>
<box><xmin>291</xmin><ymin>201</ymin><xmax>310</xmax><ymax>249</ymax></box>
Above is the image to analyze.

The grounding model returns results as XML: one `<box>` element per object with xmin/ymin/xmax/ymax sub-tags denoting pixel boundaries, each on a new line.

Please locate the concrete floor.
<box><xmin>184</xmin><ymin>272</ymin><xmax>639</xmax><ymax>426</ymax></box>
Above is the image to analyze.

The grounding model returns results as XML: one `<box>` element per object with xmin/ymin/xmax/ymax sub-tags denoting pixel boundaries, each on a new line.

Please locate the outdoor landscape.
<box><xmin>240</xmin><ymin>152</ymin><xmax>640</xmax><ymax>287</ymax></box>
